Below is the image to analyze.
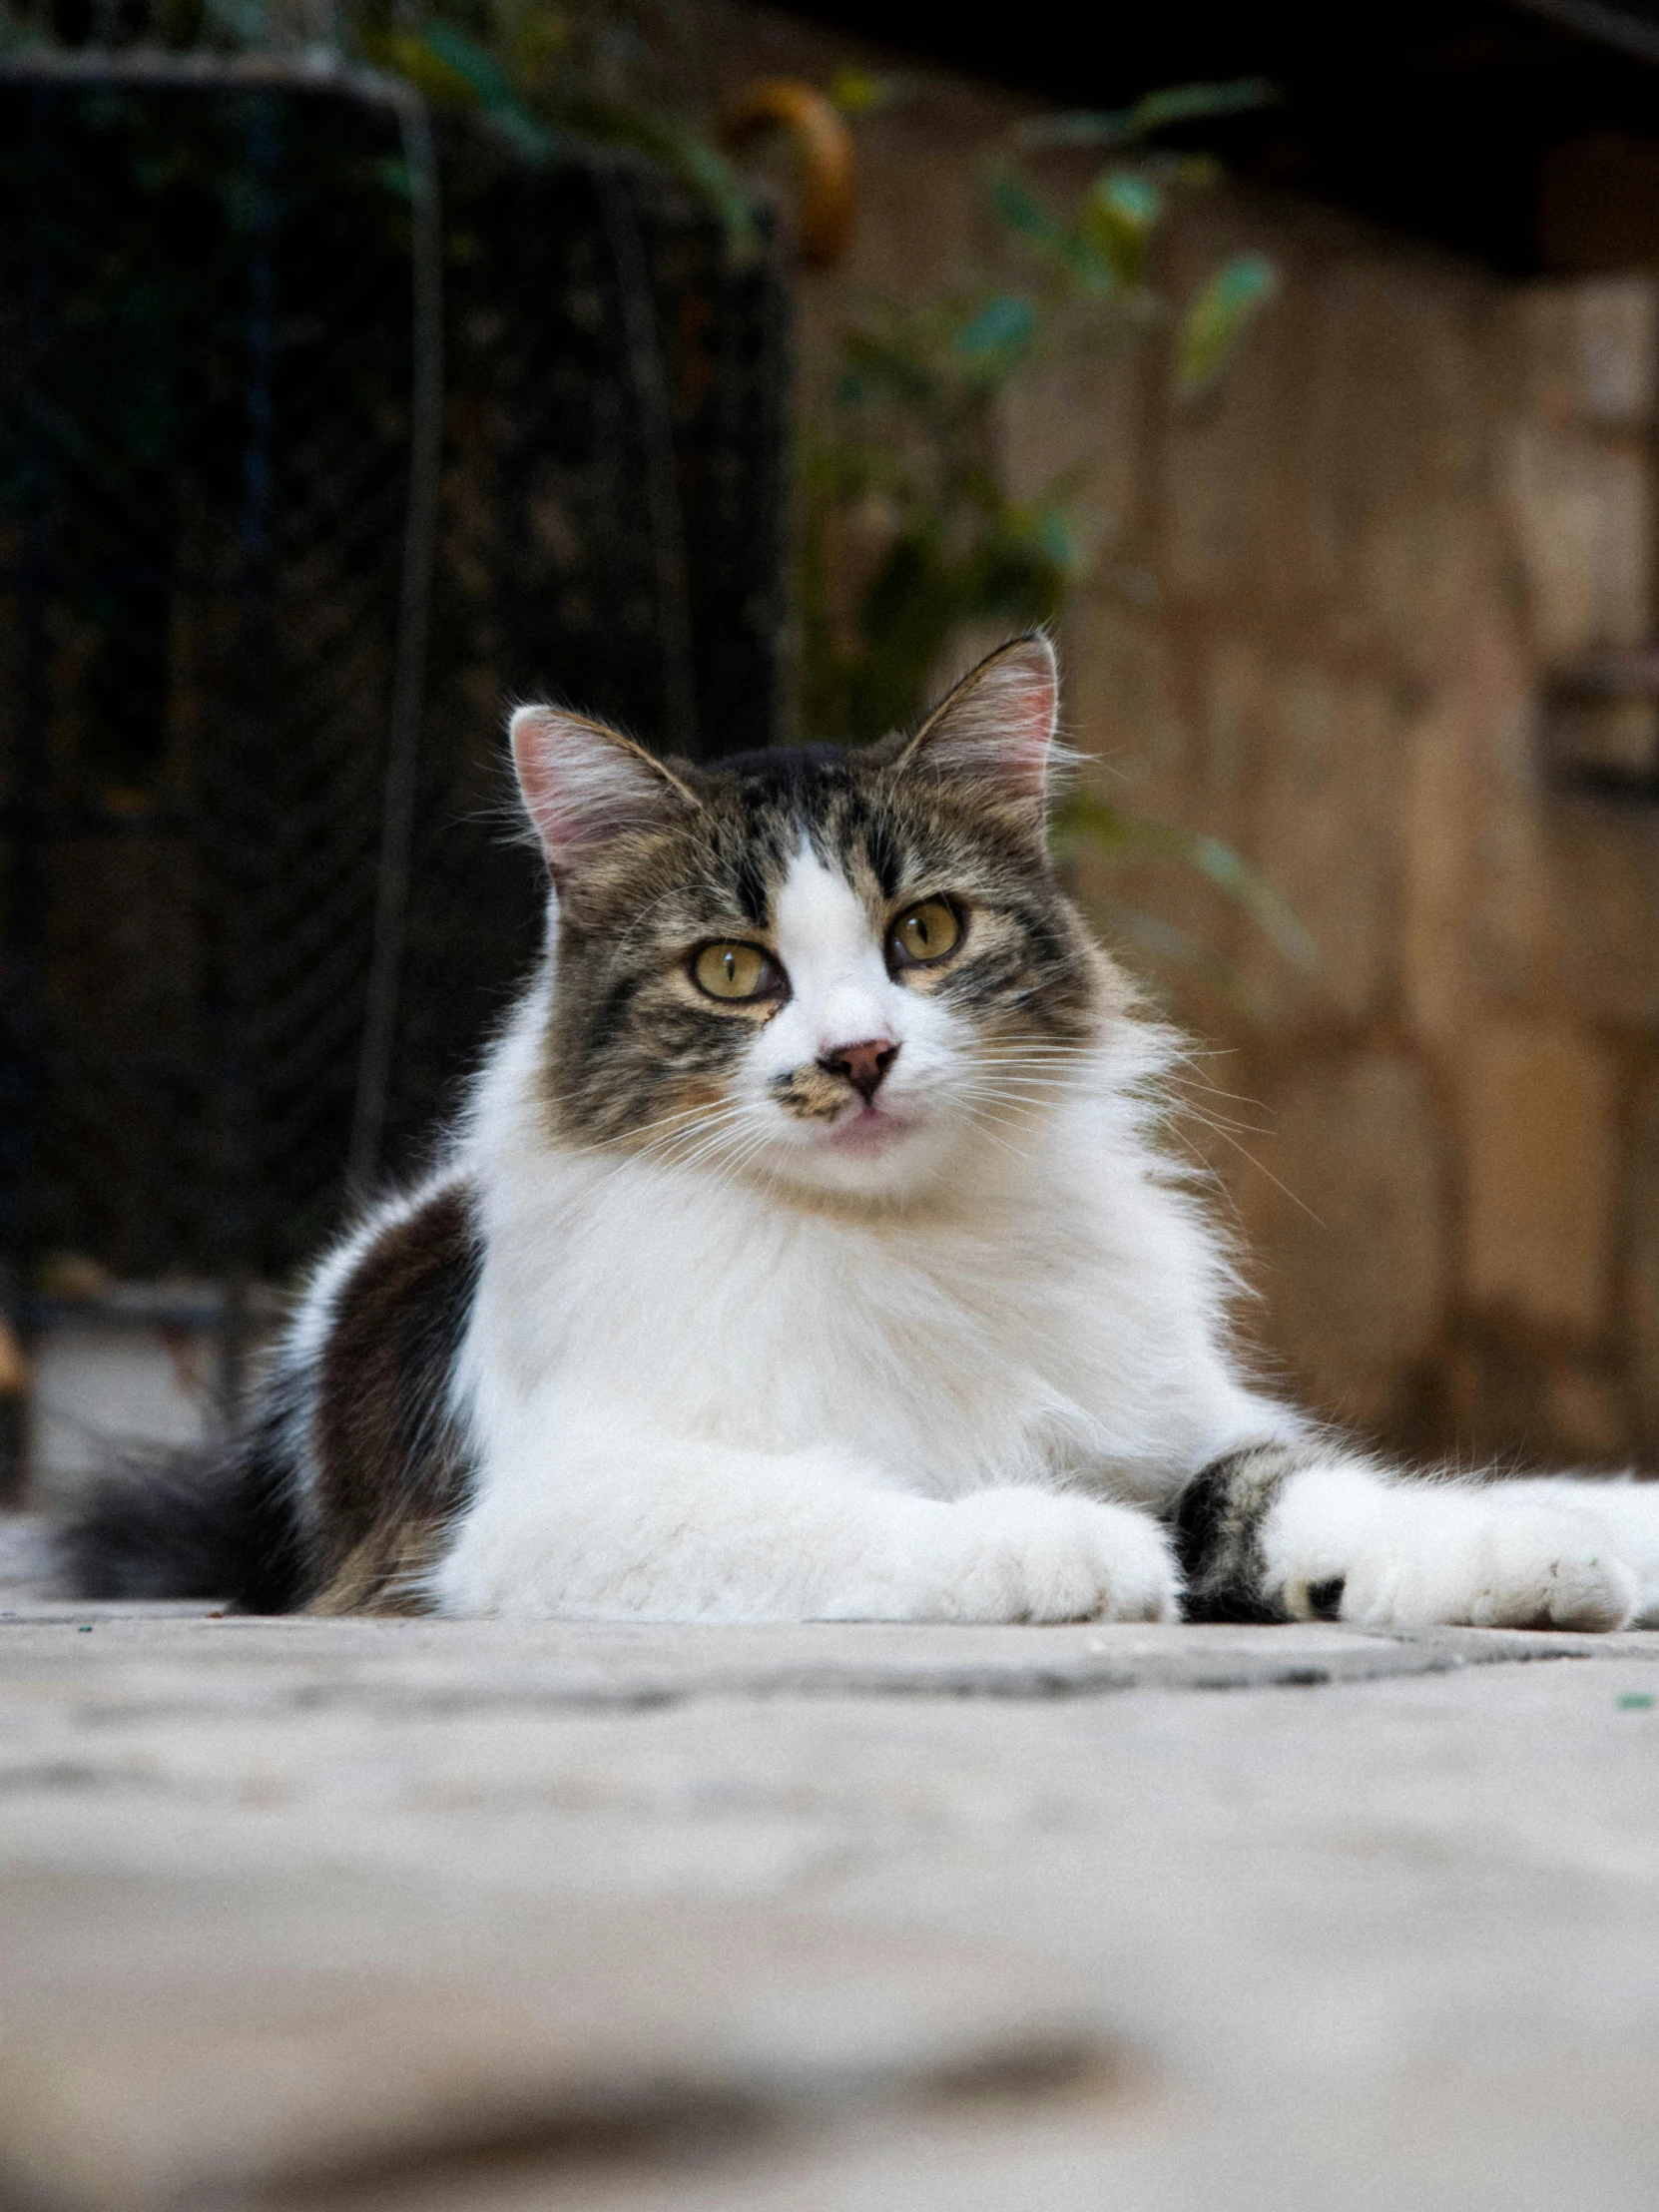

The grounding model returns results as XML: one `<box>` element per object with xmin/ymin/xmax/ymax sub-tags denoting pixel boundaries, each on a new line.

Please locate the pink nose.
<box><xmin>819</xmin><ymin>1037</ymin><xmax>898</xmax><ymax>1103</ymax></box>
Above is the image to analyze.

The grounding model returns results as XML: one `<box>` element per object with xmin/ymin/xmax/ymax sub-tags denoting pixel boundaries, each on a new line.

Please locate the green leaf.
<box><xmin>840</xmin><ymin>326</ymin><xmax>940</xmax><ymax>409</ymax></box>
<box><xmin>987</xmin><ymin>166</ymin><xmax>1066</xmax><ymax>249</ymax></box>
<box><xmin>419</xmin><ymin>23</ymin><xmax>514</xmax><ymax>109</ymax></box>
<box><xmin>642</xmin><ymin>120</ymin><xmax>759</xmax><ymax>249</ymax></box>
<box><xmin>1174</xmin><ymin>253</ymin><xmax>1278</xmax><ymax>399</ymax></box>
<box><xmin>830</xmin><ymin>68</ymin><xmax>905</xmax><ymax>114</ymax></box>
<box><xmin>361</xmin><ymin>29</ymin><xmax>481</xmax><ymax>110</ymax></box>
<box><xmin>492</xmin><ymin>105</ymin><xmax>561</xmax><ymax>161</ymax></box>
<box><xmin>1051</xmin><ymin>792</ymin><xmax>1318</xmax><ymax>969</ymax></box>
<box><xmin>374</xmin><ymin>155</ymin><xmax>413</xmax><ymax>203</ymax></box>
<box><xmin>954</xmin><ymin>293</ymin><xmax>1037</xmax><ymax>361</ymax></box>
<box><xmin>1098</xmin><ymin>171</ymin><xmax>1160</xmax><ymax>226</ymax></box>
<box><xmin>582</xmin><ymin>101</ymin><xmax>758</xmax><ymax>251</ymax></box>
<box><xmin>1080</xmin><ymin>170</ymin><xmax>1162</xmax><ymax>287</ymax></box>
<box><xmin>987</xmin><ymin>166</ymin><xmax>1112</xmax><ymax>291</ymax></box>
<box><xmin>384</xmin><ymin>25</ymin><xmax>559</xmax><ymax>159</ymax></box>
<box><xmin>1013</xmin><ymin>78</ymin><xmax>1280</xmax><ymax>154</ymax></box>
<box><xmin>1125</xmin><ymin>78</ymin><xmax>1281</xmax><ymax>136</ymax></box>
<box><xmin>203</xmin><ymin>0</ymin><xmax>268</xmax><ymax>44</ymax></box>
<box><xmin>1034</xmin><ymin>506</ymin><xmax>1074</xmax><ymax>570</ymax></box>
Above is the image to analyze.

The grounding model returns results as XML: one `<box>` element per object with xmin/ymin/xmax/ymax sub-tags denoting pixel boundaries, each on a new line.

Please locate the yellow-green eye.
<box><xmin>693</xmin><ymin>941</ymin><xmax>776</xmax><ymax>1001</ymax></box>
<box><xmin>889</xmin><ymin>899</ymin><xmax>961</xmax><ymax>967</ymax></box>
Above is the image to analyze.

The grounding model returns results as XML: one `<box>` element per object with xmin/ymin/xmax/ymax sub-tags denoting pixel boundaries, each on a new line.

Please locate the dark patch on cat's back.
<box><xmin>311</xmin><ymin>1179</ymin><xmax>482</xmax><ymax>1613</ymax></box>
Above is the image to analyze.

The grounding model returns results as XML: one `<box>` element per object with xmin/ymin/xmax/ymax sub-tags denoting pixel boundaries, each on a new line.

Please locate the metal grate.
<box><xmin>0</xmin><ymin>55</ymin><xmax>792</xmax><ymax>1477</ymax></box>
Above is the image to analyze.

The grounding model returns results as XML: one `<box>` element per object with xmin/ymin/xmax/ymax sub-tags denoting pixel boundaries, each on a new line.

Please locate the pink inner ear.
<box><xmin>908</xmin><ymin>637</ymin><xmax>1059</xmax><ymax>801</ymax></box>
<box><xmin>509</xmin><ymin>707</ymin><xmax>572</xmax><ymax>853</ymax></box>
<box><xmin>509</xmin><ymin>705</ymin><xmax>670</xmax><ymax>872</ymax></box>
<box><xmin>996</xmin><ymin>661</ymin><xmax>1058</xmax><ymax>796</ymax></box>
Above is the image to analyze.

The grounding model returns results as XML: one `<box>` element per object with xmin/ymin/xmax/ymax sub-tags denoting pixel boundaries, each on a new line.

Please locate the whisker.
<box><xmin>1174</xmin><ymin>1113</ymin><xmax>1323</xmax><ymax>1227</ymax></box>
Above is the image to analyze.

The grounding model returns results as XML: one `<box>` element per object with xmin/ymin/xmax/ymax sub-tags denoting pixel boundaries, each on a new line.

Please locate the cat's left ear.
<box><xmin>510</xmin><ymin>705</ymin><xmax>697</xmax><ymax>883</ymax></box>
<box><xmin>893</xmin><ymin>633</ymin><xmax>1059</xmax><ymax>822</ymax></box>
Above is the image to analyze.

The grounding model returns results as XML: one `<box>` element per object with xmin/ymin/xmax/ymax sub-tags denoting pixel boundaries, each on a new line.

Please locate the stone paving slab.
<box><xmin>2</xmin><ymin>1865</ymin><xmax>1102</xmax><ymax>2211</ymax></box>
<box><xmin>6</xmin><ymin>1515</ymin><xmax>1659</xmax><ymax>2209</ymax></box>
<box><xmin>4</xmin><ymin>1611</ymin><xmax>1659</xmax><ymax>1731</ymax></box>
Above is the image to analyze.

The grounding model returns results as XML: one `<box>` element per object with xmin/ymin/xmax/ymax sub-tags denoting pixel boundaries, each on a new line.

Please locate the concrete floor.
<box><xmin>4</xmin><ymin>1515</ymin><xmax>1659</xmax><ymax>2210</ymax></box>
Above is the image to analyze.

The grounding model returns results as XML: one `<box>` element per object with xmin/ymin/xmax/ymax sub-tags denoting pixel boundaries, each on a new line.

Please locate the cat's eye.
<box><xmin>692</xmin><ymin>941</ymin><xmax>780</xmax><ymax>1001</ymax></box>
<box><xmin>888</xmin><ymin>898</ymin><xmax>961</xmax><ymax>969</ymax></box>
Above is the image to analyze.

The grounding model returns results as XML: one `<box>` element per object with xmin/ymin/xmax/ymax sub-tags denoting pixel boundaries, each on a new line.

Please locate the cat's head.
<box><xmin>510</xmin><ymin>635</ymin><xmax>1125</xmax><ymax>1201</ymax></box>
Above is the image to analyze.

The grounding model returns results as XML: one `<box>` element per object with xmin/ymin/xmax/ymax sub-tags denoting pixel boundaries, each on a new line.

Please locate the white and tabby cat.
<box><xmin>66</xmin><ymin>636</ymin><xmax>1659</xmax><ymax>1628</ymax></box>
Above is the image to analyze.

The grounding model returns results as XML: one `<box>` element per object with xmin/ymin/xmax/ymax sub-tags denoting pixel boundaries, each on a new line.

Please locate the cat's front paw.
<box><xmin>910</xmin><ymin>1489</ymin><xmax>1177</xmax><ymax>1625</ymax></box>
<box><xmin>1278</xmin><ymin>1490</ymin><xmax>1638</xmax><ymax>1633</ymax></box>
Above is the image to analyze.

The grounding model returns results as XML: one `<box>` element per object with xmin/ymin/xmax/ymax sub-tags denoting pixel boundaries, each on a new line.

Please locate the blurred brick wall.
<box><xmin>703</xmin><ymin>3</ymin><xmax>1659</xmax><ymax>1469</ymax></box>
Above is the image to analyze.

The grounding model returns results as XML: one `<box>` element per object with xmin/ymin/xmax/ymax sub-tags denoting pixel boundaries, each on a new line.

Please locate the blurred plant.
<box><xmin>800</xmin><ymin>79</ymin><xmax>1309</xmax><ymax>997</ymax></box>
<box><xmin>351</xmin><ymin>0</ymin><xmax>761</xmax><ymax>241</ymax></box>
<box><xmin>0</xmin><ymin>0</ymin><xmax>758</xmax><ymax>240</ymax></box>
<box><xmin>802</xmin><ymin>81</ymin><xmax>1280</xmax><ymax>747</ymax></box>
<box><xmin>1049</xmin><ymin>793</ymin><xmax>1317</xmax><ymax>1006</ymax></box>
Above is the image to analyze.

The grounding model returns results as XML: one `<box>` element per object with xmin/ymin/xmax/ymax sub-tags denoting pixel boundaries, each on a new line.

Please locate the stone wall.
<box><xmin>1038</xmin><ymin>222</ymin><xmax>1659</xmax><ymax>1472</ymax></box>
<box><xmin>701</xmin><ymin>2</ymin><xmax>1659</xmax><ymax>1470</ymax></box>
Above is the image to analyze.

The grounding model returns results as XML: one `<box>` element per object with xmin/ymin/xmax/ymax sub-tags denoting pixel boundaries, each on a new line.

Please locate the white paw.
<box><xmin>893</xmin><ymin>1489</ymin><xmax>1178</xmax><ymax>1625</ymax></box>
<box><xmin>1282</xmin><ymin>1495</ymin><xmax>1638</xmax><ymax>1633</ymax></box>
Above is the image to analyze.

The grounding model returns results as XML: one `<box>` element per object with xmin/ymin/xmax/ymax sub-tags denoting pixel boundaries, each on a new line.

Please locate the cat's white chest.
<box><xmin>471</xmin><ymin>1141</ymin><xmax>1219</xmax><ymax>1504</ymax></box>
<box><xmin>709</xmin><ymin>1209</ymin><xmax>1069</xmax><ymax>1489</ymax></box>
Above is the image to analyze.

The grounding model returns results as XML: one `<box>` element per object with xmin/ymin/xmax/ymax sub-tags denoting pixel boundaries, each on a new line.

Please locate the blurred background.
<box><xmin>7</xmin><ymin>0</ymin><xmax>1659</xmax><ymax>1505</ymax></box>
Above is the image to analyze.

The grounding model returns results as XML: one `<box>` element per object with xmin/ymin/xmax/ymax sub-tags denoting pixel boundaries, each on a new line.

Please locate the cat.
<box><xmin>64</xmin><ymin>633</ymin><xmax>1659</xmax><ymax>1628</ymax></box>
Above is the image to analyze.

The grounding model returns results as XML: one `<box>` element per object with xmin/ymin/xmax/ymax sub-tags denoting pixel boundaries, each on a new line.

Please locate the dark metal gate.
<box><xmin>0</xmin><ymin>53</ymin><xmax>793</xmax><ymax>1490</ymax></box>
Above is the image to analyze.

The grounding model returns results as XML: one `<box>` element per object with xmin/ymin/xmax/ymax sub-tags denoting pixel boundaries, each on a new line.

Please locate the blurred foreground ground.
<box><xmin>4</xmin><ymin>1514</ymin><xmax>1659</xmax><ymax>2210</ymax></box>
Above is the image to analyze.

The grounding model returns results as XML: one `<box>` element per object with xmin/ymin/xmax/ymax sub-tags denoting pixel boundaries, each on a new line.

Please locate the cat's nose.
<box><xmin>819</xmin><ymin>1037</ymin><xmax>899</xmax><ymax>1103</ymax></box>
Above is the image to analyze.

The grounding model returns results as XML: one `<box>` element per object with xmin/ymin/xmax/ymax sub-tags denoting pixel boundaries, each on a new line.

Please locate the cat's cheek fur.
<box><xmin>1258</xmin><ymin>1460</ymin><xmax>1650</xmax><ymax>1632</ymax></box>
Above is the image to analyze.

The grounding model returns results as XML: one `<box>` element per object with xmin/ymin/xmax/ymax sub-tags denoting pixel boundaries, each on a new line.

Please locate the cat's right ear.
<box><xmin>509</xmin><ymin>707</ymin><xmax>696</xmax><ymax>882</ymax></box>
<box><xmin>892</xmin><ymin>633</ymin><xmax>1059</xmax><ymax>823</ymax></box>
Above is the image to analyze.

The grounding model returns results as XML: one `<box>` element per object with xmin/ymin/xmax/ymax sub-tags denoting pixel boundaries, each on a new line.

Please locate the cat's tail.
<box><xmin>58</xmin><ymin>1416</ymin><xmax>311</xmax><ymax>1613</ymax></box>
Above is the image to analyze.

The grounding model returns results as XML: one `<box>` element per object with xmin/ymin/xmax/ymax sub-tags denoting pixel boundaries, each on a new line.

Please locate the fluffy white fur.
<box><xmin>1263</xmin><ymin>1462</ymin><xmax>1659</xmax><ymax>1631</ymax></box>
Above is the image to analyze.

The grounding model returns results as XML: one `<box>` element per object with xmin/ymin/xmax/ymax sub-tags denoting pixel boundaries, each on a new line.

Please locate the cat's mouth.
<box><xmin>821</xmin><ymin>1100</ymin><xmax>912</xmax><ymax>1154</ymax></box>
